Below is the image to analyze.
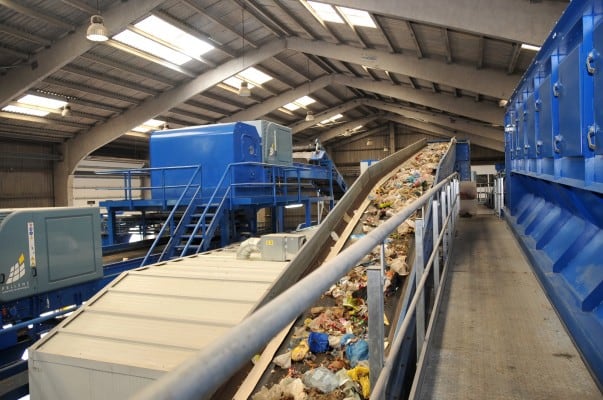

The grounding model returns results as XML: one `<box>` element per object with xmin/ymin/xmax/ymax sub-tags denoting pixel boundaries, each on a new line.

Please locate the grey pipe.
<box><xmin>132</xmin><ymin>173</ymin><xmax>457</xmax><ymax>400</ymax></box>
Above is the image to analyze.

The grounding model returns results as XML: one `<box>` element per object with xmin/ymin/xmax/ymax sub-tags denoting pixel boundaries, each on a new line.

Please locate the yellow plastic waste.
<box><xmin>347</xmin><ymin>365</ymin><xmax>370</xmax><ymax>398</ymax></box>
<box><xmin>291</xmin><ymin>340</ymin><xmax>309</xmax><ymax>361</ymax></box>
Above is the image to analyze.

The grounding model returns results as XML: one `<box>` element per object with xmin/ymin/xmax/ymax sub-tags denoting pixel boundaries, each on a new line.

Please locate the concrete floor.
<box><xmin>416</xmin><ymin>211</ymin><xmax>602</xmax><ymax>400</ymax></box>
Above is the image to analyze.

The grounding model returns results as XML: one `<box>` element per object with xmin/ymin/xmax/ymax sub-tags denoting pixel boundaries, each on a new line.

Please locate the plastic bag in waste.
<box><xmin>302</xmin><ymin>366</ymin><xmax>340</xmax><ymax>393</ymax></box>
<box><xmin>308</xmin><ymin>331</ymin><xmax>330</xmax><ymax>353</ymax></box>
<box><xmin>252</xmin><ymin>377</ymin><xmax>307</xmax><ymax>400</ymax></box>
<box><xmin>272</xmin><ymin>351</ymin><xmax>291</xmax><ymax>369</ymax></box>
<box><xmin>291</xmin><ymin>340</ymin><xmax>309</xmax><ymax>361</ymax></box>
<box><xmin>345</xmin><ymin>339</ymin><xmax>369</xmax><ymax>367</ymax></box>
<box><xmin>347</xmin><ymin>365</ymin><xmax>370</xmax><ymax>398</ymax></box>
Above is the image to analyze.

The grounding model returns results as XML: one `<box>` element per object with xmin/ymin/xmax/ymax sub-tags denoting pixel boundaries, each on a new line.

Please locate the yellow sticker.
<box><xmin>265</xmin><ymin>239</ymin><xmax>273</xmax><ymax>246</ymax></box>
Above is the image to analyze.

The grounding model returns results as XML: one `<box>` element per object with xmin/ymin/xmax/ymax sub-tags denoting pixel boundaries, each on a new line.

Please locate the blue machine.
<box><xmin>504</xmin><ymin>1</ymin><xmax>603</xmax><ymax>388</ymax></box>
<box><xmin>101</xmin><ymin>121</ymin><xmax>347</xmax><ymax>264</ymax></box>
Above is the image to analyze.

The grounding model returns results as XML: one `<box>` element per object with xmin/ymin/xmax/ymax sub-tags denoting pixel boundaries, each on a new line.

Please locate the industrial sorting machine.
<box><xmin>504</xmin><ymin>0</ymin><xmax>603</xmax><ymax>387</ymax></box>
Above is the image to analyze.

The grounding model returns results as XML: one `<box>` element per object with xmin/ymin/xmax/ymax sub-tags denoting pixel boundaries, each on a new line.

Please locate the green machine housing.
<box><xmin>0</xmin><ymin>207</ymin><xmax>103</xmax><ymax>302</ymax></box>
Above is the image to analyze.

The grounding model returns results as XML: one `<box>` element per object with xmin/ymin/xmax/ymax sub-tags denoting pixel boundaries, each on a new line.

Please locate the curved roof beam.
<box><xmin>319</xmin><ymin>0</ymin><xmax>566</xmax><ymax>45</ymax></box>
<box><xmin>0</xmin><ymin>0</ymin><xmax>165</xmax><ymax>108</ymax></box>
<box><xmin>287</xmin><ymin>37</ymin><xmax>518</xmax><ymax>99</ymax></box>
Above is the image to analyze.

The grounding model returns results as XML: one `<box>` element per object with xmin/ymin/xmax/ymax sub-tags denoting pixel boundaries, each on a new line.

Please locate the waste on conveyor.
<box><xmin>251</xmin><ymin>143</ymin><xmax>450</xmax><ymax>400</ymax></box>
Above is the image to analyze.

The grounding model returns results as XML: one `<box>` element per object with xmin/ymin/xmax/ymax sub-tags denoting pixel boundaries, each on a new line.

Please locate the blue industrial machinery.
<box><xmin>505</xmin><ymin>1</ymin><xmax>603</xmax><ymax>388</ymax></box>
<box><xmin>0</xmin><ymin>207</ymin><xmax>151</xmax><ymax>398</ymax></box>
<box><xmin>100</xmin><ymin>121</ymin><xmax>346</xmax><ymax>264</ymax></box>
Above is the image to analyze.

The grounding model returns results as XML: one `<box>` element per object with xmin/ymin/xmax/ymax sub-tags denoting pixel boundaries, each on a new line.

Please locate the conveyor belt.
<box><xmin>29</xmin><ymin>139</ymin><xmax>452</xmax><ymax>399</ymax></box>
<box><xmin>414</xmin><ymin>209</ymin><xmax>602</xmax><ymax>399</ymax></box>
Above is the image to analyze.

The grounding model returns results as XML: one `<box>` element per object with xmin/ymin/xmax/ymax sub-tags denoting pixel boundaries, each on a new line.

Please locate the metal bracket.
<box><xmin>524</xmin><ymin>144</ymin><xmax>530</xmax><ymax>155</ymax></box>
<box><xmin>586</xmin><ymin>50</ymin><xmax>598</xmax><ymax>75</ymax></box>
<box><xmin>536</xmin><ymin>140</ymin><xmax>543</xmax><ymax>155</ymax></box>
<box><xmin>535</xmin><ymin>99</ymin><xmax>542</xmax><ymax>111</ymax></box>
<box><xmin>553</xmin><ymin>82</ymin><xmax>562</xmax><ymax>97</ymax></box>
<box><xmin>554</xmin><ymin>135</ymin><xmax>563</xmax><ymax>153</ymax></box>
<box><xmin>587</xmin><ymin>125</ymin><xmax>598</xmax><ymax>150</ymax></box>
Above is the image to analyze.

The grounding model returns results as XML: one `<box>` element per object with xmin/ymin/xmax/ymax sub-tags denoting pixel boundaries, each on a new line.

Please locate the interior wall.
<box><xmin>0</xmin><ymin>141</ymin><xmax>56</xmax><ymax>208</ymax></box>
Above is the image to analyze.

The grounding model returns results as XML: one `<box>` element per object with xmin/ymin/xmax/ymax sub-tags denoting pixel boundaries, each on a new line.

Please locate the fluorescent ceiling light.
<box><xmin>238</xmin><ymin>67</ymin><xmax>272</xmax><ymax>85</ymax></box>
<box><xmin>285</xmin><ymin>203</ymin><xmax>304</xmax><ymax>209</ymax></box>
<box><xmin>320</xmin><ymin>113</ymin><xmax>343</xmax><ymax>124</ymax></box>
<box><xmin>337</xmin><ymin>6</ymin><xmax>376</xmax><ymax>28</ymax></box>
<box><xmin>114</xmin><ymin>30</ymin><xmax>192</xmax><ymax>65</ymax></box>
<box><xmin>2</xmin><ymin>105</ymin><xmax>49</xmax><ymax>117</ymax></box>
<box><xmin>18</xmin><ymin>94</ymin><xmax>66</xmax><ymax>109</ymax></box>
<box><xmin>132</xmin><ymin>118</ymin><xmax>164</xmax><ymax>133</ymax></box>
<box><xmin>352</xmin><ymin>125</ymin><xmax>363</xmax><ymax>131</ymax></box>
<box><xmin>307</xmin><ymin>1</ymin><xmax>343</xmax><ymax>23</ymax></box>
<box><xmin>283</xmin><ymin>96</ymin><xmax>316</xmax><ymax>112</ymax></box>
<box><xmin>521</xmin><ymin>43</ymin><xmax>541</xmax><ymax>52</ymax></box>
<box><xmin>134</xmin><ymin>15</ymin><xmax>214</xmax><ymax>58</ymax></box>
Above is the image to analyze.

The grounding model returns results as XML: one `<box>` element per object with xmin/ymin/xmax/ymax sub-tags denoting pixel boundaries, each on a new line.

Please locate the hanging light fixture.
<box><xmin>238</xmin><ymin>81</ymin><xmax>251</xmax><ymax>97</ymax></box>
<box><xmin>366</xmin><ymin>138</ymin><xmax>373</xmax><ymax>146</ymax></box>
<box><xmin>383</xmin><ymin>146</ymin><xmax>389</xmax><ymax>152</ymax></box>
<box><xmin>305</xmin><ymin>111</ymin><xmax>314</xmax><ymax>121</ymax></box>
<box><xmin>61</xmin><ymin>104</ymin><xmax>72</xmax><ymax>117</ymax></box>
<box><xmin>86</xmin><ymin>15</ymin><xmax>108</xmax><ymax>42</ymax></box>
<box><xmin>238</xmin><ymin>6</ymin><xmax>251</xmax><ymax>97</ymax></box>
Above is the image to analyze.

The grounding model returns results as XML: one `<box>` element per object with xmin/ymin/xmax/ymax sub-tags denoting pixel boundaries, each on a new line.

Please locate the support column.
<box><xmin>389</xmin><ymin>122</ymin><xmax>396</xmax><ymax>155</ymax></box>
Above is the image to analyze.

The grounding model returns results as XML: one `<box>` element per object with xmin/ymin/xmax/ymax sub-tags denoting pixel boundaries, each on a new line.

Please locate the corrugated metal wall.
<box><xmin>0</xmin><ymin>141</ymin><xmax>56</xmax><ymax>208</ymax></box>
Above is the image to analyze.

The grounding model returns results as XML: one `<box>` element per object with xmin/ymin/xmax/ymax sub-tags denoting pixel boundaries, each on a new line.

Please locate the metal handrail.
<box><xmin>140</xmin><ymin>166</ymin><xmax>202</xmax><ymax>266</ymax></box>
<box><xmin>132</xmin><ymin>172</ymin><xmax>459</xmax><ymax>400</ymax></box>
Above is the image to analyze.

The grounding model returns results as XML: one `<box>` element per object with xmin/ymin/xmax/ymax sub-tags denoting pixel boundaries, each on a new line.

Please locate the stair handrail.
<box><xmin>140</xmin><ymin>165</ymin><xmax>202</xmax><ymax>267</ymax></box>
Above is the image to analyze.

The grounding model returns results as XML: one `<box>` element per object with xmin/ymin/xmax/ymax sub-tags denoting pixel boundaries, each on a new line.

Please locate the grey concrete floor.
<box><xmin>416</xmin><ymin>212</ymin><xmax>602</xmax><ymax>400</ymax></box>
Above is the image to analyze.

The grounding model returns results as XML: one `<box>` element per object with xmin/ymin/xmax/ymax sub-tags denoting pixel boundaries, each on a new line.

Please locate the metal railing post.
<box><xmin>432</xmin><ymin>200</ymin><xmax>440</xmax><ymax>290</ymax></box>
<box><xmin>441</xmin><ymin>190</ymin><xmax>448</xmax><ymax>256</ymax></box>
<box><xmin>414</xmin><ymin>218</ymin><xmax>425</xmax><ymax>356</ymax></box>
<box><xmin>368</xmin><ymin>240</ymin><xmax>385</xmax><ymax>396</ymax></box>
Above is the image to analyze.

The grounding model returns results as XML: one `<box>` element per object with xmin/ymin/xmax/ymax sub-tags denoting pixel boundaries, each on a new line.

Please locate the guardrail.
<box><xmin>132</xmin><ymin>172</ymin><xmax>459</xmax><ymax>400</ymax></box>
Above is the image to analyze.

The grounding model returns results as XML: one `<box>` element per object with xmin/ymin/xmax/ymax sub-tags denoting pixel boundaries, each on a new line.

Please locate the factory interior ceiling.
<box><xmin>0</xmin><ymin>0</ymin><xmax>569</xmax><ymax>171</ymax></box>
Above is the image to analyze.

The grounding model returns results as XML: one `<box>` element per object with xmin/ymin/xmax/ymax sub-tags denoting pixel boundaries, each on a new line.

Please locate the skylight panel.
<box><xmin>134</xmin><ymin>15</ymin><xmax>214</xmax><ymax>58</ymax></box>
<box><xmin>521</xmin><ymin>43</ymin><xmax>541</xmax><ymax>52</ymax></box>
<box><xmin>132</xmin><ymin>119</ymin><xmax>164</xmax><ymax>133</ymax></box>
<box><xmin>283</xmin><ymin>102</ymin><xmax>300</xmax><ymax>111</ymax></box>
<box><xmin>337</xmin><ymin>6</ymin><xmax>376</xmax><ymax>28</ymax></box>
<box><xmin>18</xmin><ymin>94</ymin><xmax>66</xmax><ymax>109</ymax></box>
<box><xmin>2</xmin><ymin>105</ymin><xmax>49</xmax><ymax>117</ymax></box>
<box><xmin>295</xmin><ymin>96</ymin><xmax>316</xmax><ymax>106</ymax></box>
<box><xmin>307</xmin><ymin>1</ymin><xmax>343</xmax><ymax>23</ymax></box>
<box><xmin>238</xmin><ymin>67</ymin><xmax>273</xmax><ymax>85</ymax></box>
<box><xmin>113</xmin><ymin>30</ymin><xmax>192</xmax><ymax>66</ymax></box>
<box><xmin>320</xmin><ymin>113</ymin><xmax>343</xmax><ymax>124</ymax></box>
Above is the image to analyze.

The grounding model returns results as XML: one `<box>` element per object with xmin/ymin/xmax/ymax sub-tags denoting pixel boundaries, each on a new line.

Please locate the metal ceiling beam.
<box><xmin>406</xmin><ymin>21</ymin><xmax>423</xmax><ymax>58</ymax></box>
<box><xmin>0</xmin><ymin>112</ymin><xmax>89</xmax><ymax>130</ymax></box>
<box><xmin>45</xmin><ymin>78</ymin><xmax>142</xmax><ymax>105</ymax></box>
<box><xmin>0</xmin><ymin>0</ymin><xmax>75</xmax><ymax>30</ymax></box>
<box><xmin>287</xmin><ymin>37</ymin><xmax>517</xmax><ymax>98</ymax></box>
<box><xmin>78</xmin><ymin>54</ymin><xmax>177</xmax><ymax>87</ymax></box>
<box><xmin>54</xmin><ymin>39</ymin><xmax>287</xmax><ymax>205</ymax></box>
<box><xmin>231</xmin><ymin>0</ymin><xmax>288</xmax><ymax>38</ymax></box>
<box><xmin>0</xmin><ymin>0</ymin><xmax>164</xmax><ymax>108</ymax></box>
<box><xmin>477</xmin><ymin>36</ymin><xmax>485</xmax><ymax>69</ymax></box>
<box><xmin>62</xmin><ymin>65</ymin><xmax>160</xmax><ymax>96</ymax></box>
<box><xmin>373</xmin><ymin>15</ymin><xmax>396</xmax><ymax>53</ymax></box>
<box><xmin>334</xmin><ymin>75</ymin><xmax>503</xmax><ymax>124</ymax></box>
<box><xmin>181</xmin><ymin>0</ymin><xmax>259</xmax><ymax>49</ymax></box>
<box><xmin>319</xmin><ymin>114</ymin><xmax>383</xmax><ymax>143</ymax></box>
<box><xmin>362</xmin><ymin>98</ymin><xmax>503</xmax><ymax>142</ymax></box>
<box><xmin>331</xmin><ymin>126</ymin><xmax>387</xmax><ymax>148</ymax></box>
<box><xmin>60</xmin><ymin>0</ymin><xmax>96</xmax><ymax>14</ymax></box>
<box><xmin>221</xmin><ymin>74</ymin><xmax>334</xmax><ymax>122</ymax></box>
<box><xmin>272</xmin><ymin>0</ymin><xmax>320</xmax><ymax>40</ymax></box>
<box><xmin>442</xmin><ymin>28</ymin><xmax>453</xmax><ymax>63</ymax></box>
<box><xmin>507</xmin><ymin>43</ymin><xmax>521</xmax><ymax>74</ymax></box>
<box><xmin>318</xmin><ymin>0</ymin><xmax>566</xmax><ymax>45</ymax></box>
<box><xmin>386</xmin><ymin>114</ymin><xmax>503</xmax><ymax>152</ymax></box>
<box><xmin>0</xmin><ymin>24</ymin><xmax>51</xmax><ymax>46</ymax></box>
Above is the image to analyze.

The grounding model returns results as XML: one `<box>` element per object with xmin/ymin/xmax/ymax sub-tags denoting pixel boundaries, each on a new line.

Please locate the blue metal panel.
<box><xmin>593</xmin><ymin>21</ymin><xmax>603</xmax><ymax>155</ymax></box>
<box><xmin>526</xmin><ymin>94</ymin><xmax>537</xmax><ymax>159</ymax></box>
<box><xmin>454</xmin><ymin>141</ymin><xmax>470</xmax><ymax>181</ymax></box>
<box><xmin>149</xmin><ymin>122</ymin><xmax>262</xmax><ymax>199</ymax></box>
<box><xmin>538</xmin><ymin>76</ymin><xmax>554</xmax><ymax>157</ymax></box>
<box><xmin>557</xmin><ymin>47</ymin><xmax>583</xmax><ymax>156</ymax></box>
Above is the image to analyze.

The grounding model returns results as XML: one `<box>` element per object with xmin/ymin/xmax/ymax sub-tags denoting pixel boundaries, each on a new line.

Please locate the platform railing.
<box><xmin>132</xmin><ymin>172</ymin><xmax>459</xmax><ymax>400</ymax></box>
